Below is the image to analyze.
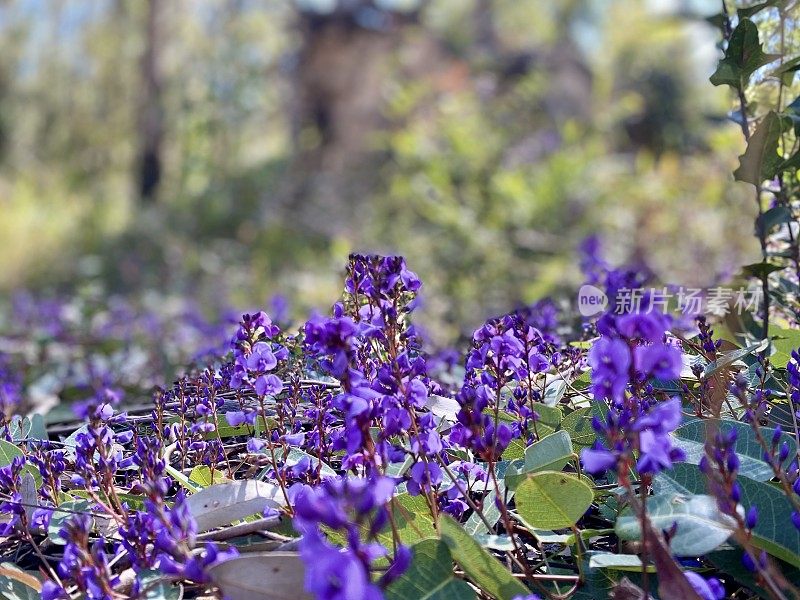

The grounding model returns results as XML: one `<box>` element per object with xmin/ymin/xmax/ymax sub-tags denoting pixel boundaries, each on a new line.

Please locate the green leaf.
<box><xmin>572</xmin><ymin>370</ymin><xmax>592</xmax><ymax>391</ymax></box>
<box><xmin>164</xmin><ymin>464</ymin><xmax>202</xmax><ymax>493</ymax></box>
<box><xmin>542</xmin><ymin>380</ymin><xmax>567</xmax><ymax>407</ymax></box>
<box><xmin>672</xmin><ymin>418</ymin><xmax>795</xmax><ymax>481</ymax></box>
<box><xmin>559</xmin><ymin>407</ymin><xmax>596</xmax><ymax>448</ymax></box>
<box><xmin>734</xmin><ymin>111</ymin><xmax>791</xmax><ymax>185</ymax></box>
<box><xmin>8</xmin><ymin>415</ymin><xmax>47</xmax><ymax>442</ymax></box>
<box><xmin>532</xmin><ymin>403</ymin><xmax>562</xmax><ymax>428</ymax></box>
<box><xmin>655</xmin><ymin>463</ymin><xmax>800</xmax><ymax>567</ymax></box>
<box><xmin>385</xmin><ymin>539</ymin><xmax>476</xmax><ymax>600</ymax></box>
<box><xmin>463</xmin><ymin>485</ymin><xmax>508</xmax><ymax>535</ymax></box>
<box><xmin>386</xmin><ymin>456</ymin><xmax>413</xmax><ymax>478</ymax></box>
<box><xmin>588</xmin><ymin>552</ymin><xmax>654</xmax><ymax>572</ymax></box>
<box><xmin>189</xmin><ymin>465</ymin><xmax>213</xmax><ymax>488</ymax></box>
<box><xmin>703</xmin><ymin>339</ymin><xmax>768</xmax><ymax>376</ymax></box>
<box><xmin>710</xmin><ymin>19</ymin><xmax>779</xmax><ymax>88</ymax></box>
<box><xmin>616</xmin><ymin>493</ymin><xmax>735</xmax><ymax>556</ymax></box>
<box><xmin>515</xmin><ymin>471</ymin><xmax>593</xmax><ymax>530</ymax></box>
<box><xmin>471</xmin><ymin>533</ymin><xmax>515</xmax><ymax>551</ymax></box>
<box><xmin>47</xmin><ymin>500</ymin><xmax>92</xmax><ymax>545</ymax></box>
<box><xmin>325</xmin><ymin>494</ymin><xmax>438</xmax><ymax>566</ymax></box>
<box><xmin>135</xmin><ymin>569</ymin><xmax>183</xmax><ymax>600</ymax></box>
<box><xmin>772</xmin><ymin>56</ymin><xmax>800</xmax><ymax>75</ymax></box>
<box><xmin>524</xmin><ymin>430</ymin><xmax>573</xmax><ymax>472</ymax></box>
<box><xmin>439</xmin><ymin>515</ymin><xmax>531</xmax><ymax>600</ymax></box>
<box><xmin>777</xmin><ymin>149</ymin><xmax>800</xmax><ymax>173</ymax></box>
<box><xmin>741</xmin><ymin>261</ymin><xmax>784</xmax><ymax>279</ymax></box>
<box><xmin>501</xmin><ymin>438</ymin><xmax>525</xmax><ymax>460</ymax></box>
<box><xmin>756</xmin><ymin>206</ymin><xmax>792</xmax><ymax>237</ymax></box>
<box><xmin>0</xmin><ymin>562</ymin><xmax>41</xmax><ymax>600</ymax></box>
<box><xmin>526</xmin><ymin>402</ymin><xmax>562</xmax><ymax>438</ymax></box>
<box><xmin>528</xmin><ymin>527</ymin><xmax>613</xmax><ymax>546</ymax></box>
<box><xmin>0</xmin><ymin>440</ymin><xmax>23</xmax><ymax>466</ymax></box>
<box><xmin>0</xmin><ymin>440</ymin><xmax>39</xmax><ymax>487</ymax></box>
<box><xmin>385</xmin><ymin>493</ymin><xmax>438</xmax><ymax>546</ymax></box>
<box><xmin>770</xmin><ymin>326</ymin><xmax>800</xmax><ymax>367</ymax></box>
<box><xmin>505</xmin><ymin>431</ymin><xmax>574</xmax><ymax>490</ymax></box>
<box><xmin>62</xmin><ymin>424</ymin><xmax>89</xmax><ymax>450</ymax></box>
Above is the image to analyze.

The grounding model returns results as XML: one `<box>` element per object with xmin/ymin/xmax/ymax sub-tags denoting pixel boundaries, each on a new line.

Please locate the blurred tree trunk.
<box><xmin>278</xmin><ymin>3</ymin><xmax>461</xmax><ymax>237</ymax></box>
<box><xmin>280</xmin><ymin>7</ymin><xmax>402</xmax><ymax>235</ymax></box>
<box><xmin>137</xmin><ymin>0</ymin><xmax>165</xmax><ymax>202</ymax></box>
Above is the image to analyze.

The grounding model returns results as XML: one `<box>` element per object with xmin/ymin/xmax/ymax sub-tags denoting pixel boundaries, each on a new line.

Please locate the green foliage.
<box><xmin>710</xmin><ymin>19</ymin><xmax>779</xmax><ymax>88</ymax></box>
<box><xmin>771</xmin><ymin>326</ymin><xmax>800</xmax><ymax>367</ymax></box>
<box><xmin>733</xmin><ymin>111</ymin><xmax>791</xmax><ymax>184</ymax></box>
<box><xmin>656</xmin><ymin>463</ymin><xmax>800</xmax><ymax>568</ymax></box>
<box><xmin>514</xmin><ymin>471</ymin><xmax>593</xmax><ymax>530</ymax></box>
<box><xmin>616</xmin><ymin>493</ymin><xmax>736</xmax><ymax>556</ymax></box>
<box><xmin>558</xmin><ymin>407</ymin><xmax>596</xmax><ymax>449</ymax></box>
<box><xmin>385</xmin><ymin>540</ymin><xmax>476</xmax><ymax>600</ymax></box>
<box><xmin>439</xmin><ymin>515</ymin><xmax>531</xmax><ymax>600</ymax></box>
<box><xmin>505</xmin><ymin>431</ymin><xmax>574</xmax><ymax>490</ymax></box>
<box><xmin>671</xmin><ymin>418</ymin><xmax>795</xmax><ymax>481</ymax></box>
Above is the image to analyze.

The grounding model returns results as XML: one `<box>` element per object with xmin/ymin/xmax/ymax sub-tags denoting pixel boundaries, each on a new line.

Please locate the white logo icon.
<box><xmin>578</xmin><ymin>284</ymin><xmax>608</xmax><ymax>317</ymax></box>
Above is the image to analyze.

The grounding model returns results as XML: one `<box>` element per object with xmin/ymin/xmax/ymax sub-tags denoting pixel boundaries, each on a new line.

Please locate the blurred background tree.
<box><xmin>0</xmin><ymin>0</ymin><xmax>765</xmax><ymax>344</ymax></box>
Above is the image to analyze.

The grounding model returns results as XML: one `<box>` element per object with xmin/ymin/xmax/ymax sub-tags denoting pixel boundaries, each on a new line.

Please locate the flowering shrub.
<box><xmin>0</xmin><ymin>243</ymin><xmax>796</xmax><ymax>600</ymax></box>
<box><xmin>1</xmin><ymin>5</ymin><xmax>800</xmax><ymax>600</ymax></box>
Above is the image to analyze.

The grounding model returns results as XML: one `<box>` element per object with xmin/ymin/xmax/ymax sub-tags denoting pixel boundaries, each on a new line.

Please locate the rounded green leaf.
<box><xmin>616</xmin><ymin>493</ymin><xmax>736</xmax><ymax>557</ymax></box>
<box><xmin>386</xmin><ymin>539</ymin><xmax>476</xmax><ymax>600</ymax></box>
<box><xmin>0</xmin><ymin>440</ymin><xmax>23</xmax><ymax>466</ymax></box>
<box><xmin>672</xmin><ymin>418</ymin><xmax>795</xmax><ymax>482</ymax></box>
<box><xmin>439</xmin><ymin>515</ymin><xmax>530</xmax><ymax>600</ymax></box>
<box><xmin>515</xmin><ymin>471</ymin><xmax>593</xmax><ymax>530</ymax></box>
<box><xmin>559</xmin><ymin>407</ymin><xmax>596</xmax><ymax>449</ymax></box>
<box><xmin>655</xmin><ymin>464</ymin><xmax>800</xmax><ymax>568</ymax></box>
<box><xmin>505</xmin><ymin>431</ymin><xmax>574</xmax><ymax>490</ymax></box>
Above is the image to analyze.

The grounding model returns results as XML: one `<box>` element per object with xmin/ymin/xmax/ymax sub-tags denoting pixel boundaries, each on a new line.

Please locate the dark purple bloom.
<box><xmin>580</xmin><ymin>444</ymin><xmax>618</xmax><ymax>474</ymax></box>
<box><xmin>255</xmin><ymin>373</ymin><xmax>283</xmax><ymax>396</ymax></box>
<box><xmin>684</xmin><ymin>572</ymin><xmax>725</xmax><ymax>600</ymax></box>
<box><xmin>634</xmin><ymin>343</ymin><xmax>682</xmax><ymax>380</ymax></box>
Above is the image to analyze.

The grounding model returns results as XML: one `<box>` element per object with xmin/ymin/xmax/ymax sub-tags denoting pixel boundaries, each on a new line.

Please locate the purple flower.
<box><xmin>294</xmin><ymin>475</ymin><xmax>407</xmax><ymax>600</ymax></box>
<box><xmin>634</xmin><ymin>343</ymin><xmax>682</xmax><ymax>380</ymax></box>
<box><xmin>684</xmin><ymin>572</ymin><xmax>724</xmax><ymax>600</ymax></box>
<box><xmin>255</xmin><ymin>374</ymin><xmax>283</xmax><ymax>396</ymax></box>
<box><xmin>616</xmin><ymin>312</ymin><xmax>667</xmax><ymax>344</ymax></box>
<box><xmin>746</xmin><ymin>506</ymin><xmax>758</xmax><ymax>529</ymax></box>
<box><xmin>580</xmin><ymin>444</ymin><xmax>618</xmax><ymax>474</ymax></box>
<box><xmin>588</xmin><ymin>338</ymin><xmax>630</xmax><ymax>401</ymax></box>
<box><xmin>636</xmin><ymin>429</ymin><xmax>685</xmax><ymax>474</ymax></box>
<box><xmin>633</xmin><ymin>397</ymin><xmax>683</xmax><ymax>433</ymax></box>
<box><xmin>407</xmin><ymin>462</ymin><xmax>442</xmax><ymax>496</ymax></box>
<box><xmin>41</xmin><ymin>581</ymin><xmax>69</xmax><ymax>600</ymax></box>
<box><xmin>246</xmin><ymin>342</ymin><xmax>278</xmax><ymax>371</ymax></box>
<box><xmin>225</xmin><ymin>411</ymin><xmax>247</xmax><ymax>427</ymax></box>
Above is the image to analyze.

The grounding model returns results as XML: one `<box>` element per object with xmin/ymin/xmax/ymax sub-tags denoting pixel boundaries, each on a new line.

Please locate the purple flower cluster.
<box><xmin>580</xmin><ymin>305</ymin><xmax>685</xmax><ymax>477</ymax></box>
<box><xmin>294</xmin><ymin>475</ymin><xmax>410</xmax><ymax>600</ymax></box>
<box><xmin>43</xmin><ymin>514</ymin><xmax>119</xmax><ymax>600</ymax></box>
<box><xmin>0</xmin><ymin>456</ymin><xmax>27</xmax><ymax>535</ymax></box>
<box><xmin>5</xmin><ymin>252</ymin><xmax>800</xmax><ymax>600</ymax></box>
<box><xmin>450</xmin><ymin>312</ymin><xmax>554</xmax><ymax>460</ymax></box>
<box><xmin>0</xmin><ymin>353</ymin><xmax>21</xmax><ymax>428</ymax></box>
<box><xmin>230</xmin><ymin>311</ymin><xmax>286</xmax><ymax>396</ymax></box>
